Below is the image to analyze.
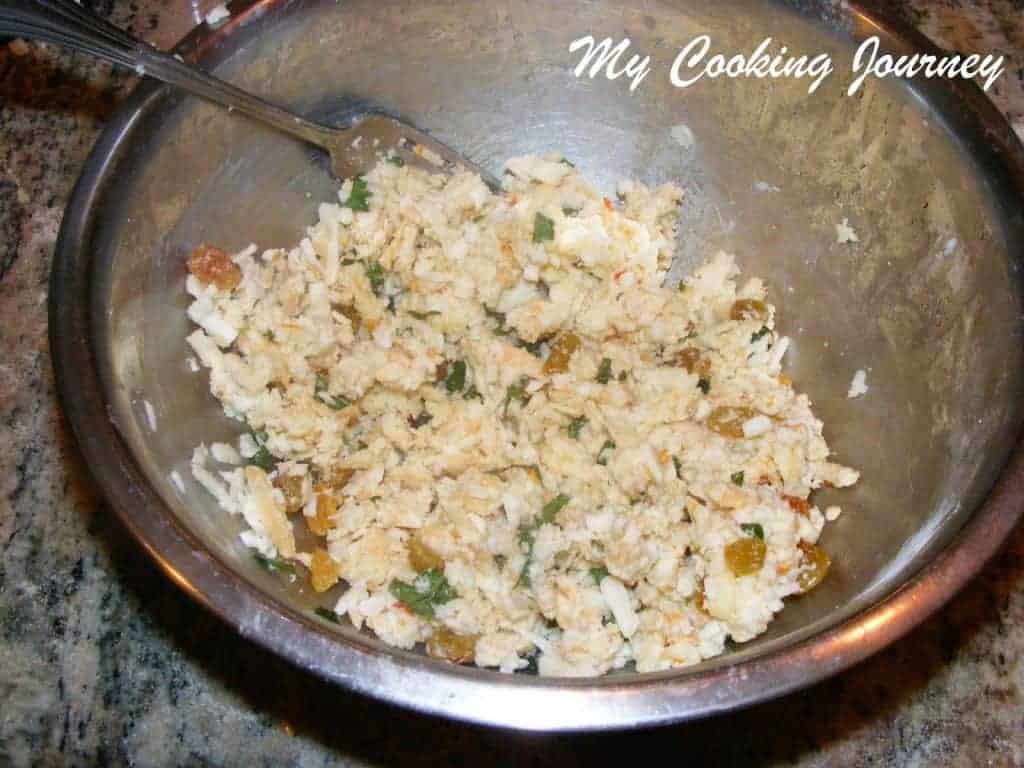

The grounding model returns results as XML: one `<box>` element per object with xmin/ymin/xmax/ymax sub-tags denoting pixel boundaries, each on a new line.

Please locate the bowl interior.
<box><xmin>88</xmin><ymin>0</ymin><xmax>1024</xmax><ymax>682</ymax></box>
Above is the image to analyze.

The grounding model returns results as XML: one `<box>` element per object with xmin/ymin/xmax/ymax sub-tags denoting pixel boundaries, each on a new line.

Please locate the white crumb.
<box><xmin>847</xmin><ymin>369</ymin><xmax>869</xmax><ymax>398</ymax></box>
<box><xmin>753</xmin><ymin>180</ymin><xmax>780</xmax><ymax>193</ymax></box>
<box><xmin>836</xmin><ymin>218</ymin><xmax>859</xmax><ymax>244</ymax></box>
<box><xmin>210</xmin><ymin>442</ymin><xmax>242</xmax><ymax>464</ymax></box>
<box><xmin>824</xmin><ymin>506</ymin><xmax>841</xmax><ymax>521</ymax></box>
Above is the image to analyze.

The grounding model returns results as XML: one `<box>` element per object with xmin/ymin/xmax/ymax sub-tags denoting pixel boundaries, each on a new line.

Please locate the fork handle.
<box><xmin>0</xmin><ymin>0</ymin><xmax>337</xmax><ymax>148</ymax></box>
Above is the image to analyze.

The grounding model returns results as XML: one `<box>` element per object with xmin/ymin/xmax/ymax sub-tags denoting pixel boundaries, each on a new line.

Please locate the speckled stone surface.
<box><xmin>1</xmin><ymin>1</ymin><xmax>1023</xmax><ymax>765</ymax></box>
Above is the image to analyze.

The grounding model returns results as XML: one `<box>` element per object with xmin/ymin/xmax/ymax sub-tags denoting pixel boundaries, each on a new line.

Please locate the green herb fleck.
<box><xmin>463</xmin><ymin>384</ymin><xmax>483</xmax><ymax>402</ymax></box>
<box><xmin>515</xmin><ymin>336</ymin><xmax>545</xmax><ymax>358</ymax></box>
<box><xmin>408</xmin><ymin>310</ymin><xmax>440</xmax><ymax>320</ymax></box>
<box><xmin>741</xmin><ymin>523</ymin><xmax>765</xmax><ymax>540</ymax></box>
<box><xmin>445</xmin><ymin>360</ymin><xmax>467</xmax><ymax>393</ymax></box>
<box><xmin>731</xmin><ymin>470</ymin><xmax>745</xmax><ymax>486</ymax></box>
<box><xmin>540</xmin><ymin>493</ymin><xmax>570</xmax><ymax>524</ymax></box>
<box><xmin>589</xmin><ymin>565</ymin><xmax>610</xmax><ymax>585</ymax></box>
<box><xmin>567</xmin><ymin>416</ymin><xmax>588</xmax><ymax>440</ymax></box>
<box><xmin>725</xmin><ymin>636</ymin><xmax>739</xmax><ymax>652</ymax></box>
<box><xmin>365</xmin><ymin>261</ymin><xmax>386</xmax><ymax>294</ymax></box>
<box><xmin>494</xmin><ymin>554</ymin><xmax>506</xmax><ymax>570</ymax></box>
<box><xmin>315</xmin><ymin>374</ymin><xmax>350</xmax><ymax>411</ymax></box>
<box><xmin>502</xmin><ymin>376</ymin><xmax>530</xmax><ymax>416</ymax></box>
<box><xmin>596</xmin><ymin>439</ymin><xmax>616</xmax><ymax>466</ymax></box>
<box><xmin>513</xmin><ymin>494</ymin><xmax>570</xmax><ymax>589</ymax></box>
<box><xmin>386</xmin><ymin>154</ymin><xmax>405</xmax><ymax>167</ymax></box>
<box><xmin>485</xmin><ymin>307</ymin><xmax>510</xmax><ymax>336</ymax></box>
<box><xmin>388</xmin><ymin>568</ymin><xmax>456</xmax><ymax>619</ymax></box>
<box><xmin>516</xmin><ymin>525</ymin><xmax>537</xmax><ymax>588</ymax></box>
<box><xmin>343</xmin><ymin>176</ymin><xmax>371</xmax><ymax>212</ymax></box>
<box><xmin>315</xmin><ymin>606</ymin><xmax>341</xmax><ymax>624</ymax></box>
<box><xmin>532</xmin><ymin>212</ymin><xmax>555</xmax><ymax>243</ymax></box>
<box><xmin>247</xmin><ymin>430</ymin><xmax>276</xmax><ymax>472</ymax></box>
<box><xmin>596</xmin><ymin>357</ymin><xmax>613</xmax><ymax>384</ymax></box>
<box><xmin>751</xmin><ymin>326</ymin><xmax>771</xmax><ymax>343</ymax></box>
<box><xmin>672</xmin><ymin>456</ymin><xmax>683</xmax><ymax>479</ymax></box>
<box><xmin>559</xmin><ymin>157</ymin><xmax>576</xmax><ymax>168</ymax></box>
<box><xmin>697</xmin><ymin>377</ymin><xmax>711</xmax><ymax>394</ymax></box>
<box><xmin>562</xmin><ymin>205</ymin><xmax>581</xmax><ymax>217</ymax></box>
<box><xmin>618</xmin><ymin>370</ymin><xmax>628</xmax><ymax>382</ymax></box>
<box><xmin>263</xmin><ymin>330</ymin><xmax>275</xmax><ymax>342</ymax></box>
<box><xmin>254</xmin><ymin>553</ymin><xmax>297</xmax><ymax>582</ymax></box>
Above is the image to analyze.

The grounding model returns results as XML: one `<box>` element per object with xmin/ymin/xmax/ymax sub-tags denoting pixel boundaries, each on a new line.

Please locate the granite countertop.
<box><xmin>2</xmin><ymin>1</ymin><xmax>1023</xmax><ymax>765</ymax></box>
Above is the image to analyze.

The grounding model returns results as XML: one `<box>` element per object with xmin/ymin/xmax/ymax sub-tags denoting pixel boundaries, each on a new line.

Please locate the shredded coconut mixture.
<box><xmin>184</xmin><ymin>153</ymin><xmax>858</xmax><ymax>676</ymax></box>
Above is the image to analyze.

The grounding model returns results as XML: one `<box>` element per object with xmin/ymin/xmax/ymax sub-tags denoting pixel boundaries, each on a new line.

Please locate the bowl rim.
<box><xmin>49</xmin><ymin>0</ymin><xmax>1024</xmax><ymax>731</ymax></box>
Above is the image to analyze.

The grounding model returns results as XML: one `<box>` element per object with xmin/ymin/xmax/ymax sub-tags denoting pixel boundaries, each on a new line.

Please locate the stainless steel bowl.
<box><xmin>49</xmin><ymin>0</ymin><xmax>1024</xmax><ymax>730</ymax></box>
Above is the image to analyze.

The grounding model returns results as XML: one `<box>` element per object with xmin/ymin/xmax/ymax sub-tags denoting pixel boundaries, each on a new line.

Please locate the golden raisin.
<box><xmin>543</xmin><ymin>332</ymin><xmax>581</xmax><ymax>375</ymax></box>
<box><xmin>186</xmin><ymin>243</ymin><xmax>241</xmax><ymax>290</ymax></box>
<box><xmin>307</xmin><ymin>492</ymin><xmax>337</xmax><ymax>536</ymax></box>
<box><xmin>339</xmin><ymin>304</ymin><xmax>362</xmax><ymax>332</ymax></box>
<box><xmin>725</xmin><ymin>537</ymin><xmax>767</xmax><ymax>577</ymax></box>
<box><xmin>408</xmin><ymin>532</ymin><xmax>444</xmax><ymax>573</ymax></box>
<box><xmin>426</xmin><ymin>628</ymin><xmax>478</xmax><ymax>663</ymax></box>
<box><xmin>796</xmin><ymin>541</ymin><xmax>831</xmax><ymax>593</ymax></box>
<box><xmin>785</xmin><ymin>495</ymin><xmax>811</xmax><ymax>517</ymax></box>
<box><xmin>273</xmin><ymin>474</ymin><xmax>306</xmax><ymax>515</ymax></box>
<box><xmin>693</xmin><ymin>582</ymin><xmax>707</xmax><ymax>613</ymax></box>
<box><xmin>707</xmin><ymin>405</ymin><xmax>757</xmax><ymax>438</ymax></box>
<box><xmin>730</xmin><ymin>298</ymin><xmax>768</xmax><ymax>322</ymax></box>
<box><xmin>310</xmin><ymin>547</ymin><xmax>340</xmax><ymax>593</ymax></box>
<box><xmin>677</xmin><ymin>347</ymin><xmax>711</xmax><ymax>375</ymax></box>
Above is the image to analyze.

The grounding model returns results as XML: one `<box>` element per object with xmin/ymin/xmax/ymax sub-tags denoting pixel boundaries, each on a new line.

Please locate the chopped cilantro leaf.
<box><xmin>388</xmin><ymin>568</ymin><xmax>456</xmax><ymax>619</ymax></box>
<box><xmin>246</xmin><ymin>431</ymin><xmax>276</xmax><ymax>471</ymax></box>
<box><xmin>315</xmin><ymin>374</ymin><xmax>350</xmax><ymax>411</ymax></box>
<box><xmin>540</xmin><ymin>493</ymin><xmax>570</xmax><ymax>524</ymax></box>
<box><xmin>485</xmin><ymin>307</ymin><xmax>510</xmax><ymax>336</ymax></box>
<box><xmin>562</xmin><ymin>205</ymin><xmax>581</xmax><ymax>217</ymax></box>
<box><xmin>672</xmin><ymin>456</ymin><xmax>682</xmax><ymax>479</ymax></box>
<box><xmin>503</xmin><ymin>376</ymin><xmax>530</xmax><ymax>416</ymax></box>
<box><xmin>697</xmin><ymin>377</ymin><xmax>711</xmax><ymax>394</ymax></box>
<box><xmin>741</xmin><ymin>523</ymin><xmax>765</xmax><ymax>540</ymax></box>
<box><xmin>386</xmin><ymin>154</ymin><xmax>405</xmax><ymax>167</ymax></box>
<box><xmin>343</xmin><ymin>176</ymin><xmax>371</xmax><ymax>212</ymax></box>
<box><xmin>589</xmin><ymin>565</ymin><xmax>610</xmax><ymax>585</ymax></box>
<box><xmin>532</xmin><ymin>212</ymin><xmax>555</xmax><ymax>243</ymax></box>
<box><xmin>596</xmin><ymin>439</ymin><xmax>616</xmax><ymax>466</ymax></box>
<box><xmin>731</xmin><ymin>470</ymin><xmax>745</xmax><ymax>486</ymax></box>
<box><xmin>596</xmin><ymin>357</ymin><xmax>613</xmax><ymax>384</ymax></box>
<box><xmin>364</xmin><ymin>261</ymin><xmax>386</xmax><ymax>294</ymax></box>
<box><xmin>254</xmin><ymin>554</ymin><xmax>297</xmax><ymax>582</ymax></box>
<box><xmin>567</xmin><ymin>416</ymin><xmax>587</xmax><ymax>440</ymax></box>
<box><xmin>445</xmin><ymin>360</ymin><xmax>467</xmax><ymax>393</ymax></box>
<box><xmin>751</xmin><ymin>326</ymin><xmax>771</xmax><ymax>343</ymax></box>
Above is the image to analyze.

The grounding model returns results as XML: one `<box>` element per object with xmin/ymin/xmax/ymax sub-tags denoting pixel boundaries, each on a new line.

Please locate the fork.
<box><xmin>0</xmin><ymin>0</ymin><xmax>500</xmax><ymax>187</ymax></box>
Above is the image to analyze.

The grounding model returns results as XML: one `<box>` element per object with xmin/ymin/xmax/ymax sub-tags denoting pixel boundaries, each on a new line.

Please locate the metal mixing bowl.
<box><xmin>49</xmin><ymin>0</ymin><xmax>1024</xmax><ymax>730</ymax></box>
